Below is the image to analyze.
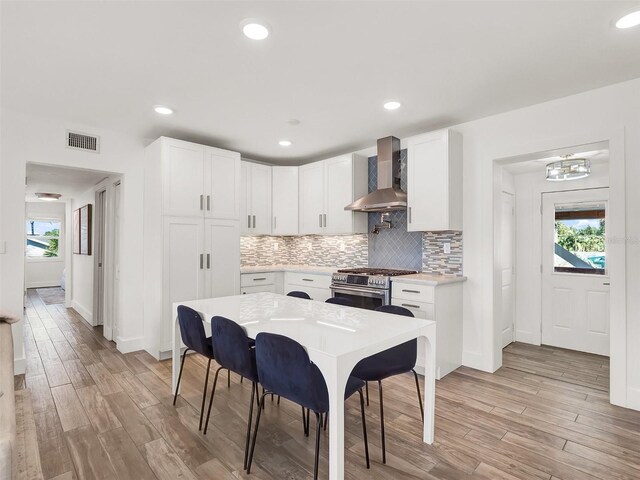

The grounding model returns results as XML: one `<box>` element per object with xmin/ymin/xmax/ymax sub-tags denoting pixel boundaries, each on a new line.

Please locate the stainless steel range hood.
<box><xmin>345</xmin><ymin>136</ymin><xmax>406</xmax><ymax>212</ymax></box>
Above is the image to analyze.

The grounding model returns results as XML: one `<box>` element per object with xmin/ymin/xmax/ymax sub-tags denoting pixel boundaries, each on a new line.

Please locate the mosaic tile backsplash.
<box><xmin>422</xmin><ymin>231</ymin><xmax>463</xmax><ymax>275</ymax></box>
<box><xmin>241</xmin><ymin>234</ymin><xmax>368</xmax><ymax>267</ymax></box>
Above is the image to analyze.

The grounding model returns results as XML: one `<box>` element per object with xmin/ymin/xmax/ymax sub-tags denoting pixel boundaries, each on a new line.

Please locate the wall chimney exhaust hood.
<box><xmin>345</xmin><ymin>136</ymin><xmax>406</xmax><ymax>212</ymax></box>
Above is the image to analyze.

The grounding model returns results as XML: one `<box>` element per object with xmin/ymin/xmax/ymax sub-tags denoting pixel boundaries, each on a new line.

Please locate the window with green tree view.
<box><xmin>26</xmin><ymin>219</ymin><xmax>61</xmax><ymax>258</ymax></box>
<box><xmin>554</xmin><ymin>205</ymin><xmax>605</xmax><ymax>275</ymax></box>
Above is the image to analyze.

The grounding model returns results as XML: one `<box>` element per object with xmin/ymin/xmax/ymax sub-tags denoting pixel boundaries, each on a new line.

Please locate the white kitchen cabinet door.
<box><xmin>324</xmin><ymin>154</ymin><xmax>356</xmax><ymax>234</ymax></box>
<box><xmin>203</xmin><ymin>219</ymin><xmax>240</xmax><ymax>299</ymax></box>
<box><xmin>249</xmin><ymin>163</ymin><xmax>272</xmax><ymax>235</ymax></box>
<box><xmin>407</xmin><ymin>129</ymin><xmax>462</xmax><ymax>232</ymax></box>
<box><xmin>299</xmin><ymin>161</ymin><xmax>325</xmax><ymax>234</ymax></box>
<box><xmin>272</xmin><ymin>167</ymin><xmax>299</xmax><ymax>235</ymax></box>
<box><xmin>162</xmin><ymin>139</ymin><xmax>205</xmax><ymax>218</ymax></box>
<box><xmin>162</xmin><ymin>217</ymin><xmax>205</xmax><ymax>350</ymax></box>
<box><xmin>204</xmin><ymin>147</ymin><xmax>241</xmax><ymax>220</ymax></box>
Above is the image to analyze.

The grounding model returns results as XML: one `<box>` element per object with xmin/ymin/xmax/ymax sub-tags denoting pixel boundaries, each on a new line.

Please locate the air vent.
<box><xmin>66</xmin><ymin>130</ymin><xmax>100</xmax><ymax>153</ymax></box>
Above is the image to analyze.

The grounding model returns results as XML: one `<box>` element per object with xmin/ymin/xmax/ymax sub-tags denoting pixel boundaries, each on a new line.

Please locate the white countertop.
<box><xmin>241</xmin><ymin>265</ymin><xmax>338</xmax><ymax>275</ymax></box>
<box><xmin>392</xmin><ymin>273</ymin><xmax>466</xmax><ymax>285</ymax></box>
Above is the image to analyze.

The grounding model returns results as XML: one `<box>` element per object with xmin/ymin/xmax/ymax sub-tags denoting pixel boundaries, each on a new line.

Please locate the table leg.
<box><xmin>326</xmin><ymin>363</ymin><xmax>349</xmax><ymax>480</ymax></box>
<box><xmin>422</xmin><ymin>332</ymin><xmax>436</xmax><ymax>444</ymax></box>
<box><xmin>172</xmin><ymin>314</ymin><xmax>180</xmax><ymax>394</ymax></box>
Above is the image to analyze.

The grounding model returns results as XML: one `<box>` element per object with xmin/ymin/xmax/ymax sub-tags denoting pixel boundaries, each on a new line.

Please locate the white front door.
<box><xmin>541</xmin><ymin>188</ymin><xmax>609</xmax><ymax>356</ymax></box>
<box><xmin>500</xmin><ymin>191</ymin><xmax>515</xmax><ymax>348</ymax></box>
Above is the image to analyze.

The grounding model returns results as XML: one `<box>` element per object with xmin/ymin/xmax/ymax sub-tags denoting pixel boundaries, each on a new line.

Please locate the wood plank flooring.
<box><xmin>14</xmin><ymin>288</ymin><xmax>640</xmax><ymax>479</ymax></box>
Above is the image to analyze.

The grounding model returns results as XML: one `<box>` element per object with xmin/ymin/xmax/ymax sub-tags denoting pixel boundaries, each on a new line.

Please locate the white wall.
<box><xmin>70</xmin><ymin>187</ymin><xmax>96</xmax><ymax>325</ymax></box>
<box><xmin>25</xmin><ymin>201</ymin><xmax>65</xmax><ymax>288</ymax></box>
<box><xmin>0</xmin><ymin>108</ymin><xmax>147</xmax><ymax>365</ymax></box>
<box><xmin>451</xmin><ymin>78</ymin><xmax>638</xmax><ymax>409</ymax></box>
<box><xmin>512</xmin><ymin>163</ymin><xmax>609</xmax><ymax>345</ymax></box>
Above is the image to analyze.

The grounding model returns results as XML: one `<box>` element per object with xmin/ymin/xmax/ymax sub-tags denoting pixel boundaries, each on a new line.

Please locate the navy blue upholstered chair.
<box><xmin>286</xmin><ymin>290</ymin><xmax>311</xmax><ymax>299</ymax></box>
<box><xmin>325</xmin><ymin>296</ymin><xmax>354</xmax><ymax>307</ymax></box>
<box><xmin>203</xmin><ymin>316</ymin><xmax>260</xmax><ymax>470</ymax></box>
<box><xmin>351</xmin><ymin>305</ymin><xmax>423</xmax><ymax>464</ymax></box>
<box><xmin>174</xmin><ymin>305</ymin><xmax>218</xmax><ymax>431</ymax></box>
<box><xmin>247</xmin><ymin>333</ymin><xmax>369</xmax><ymax>479</ymax></box>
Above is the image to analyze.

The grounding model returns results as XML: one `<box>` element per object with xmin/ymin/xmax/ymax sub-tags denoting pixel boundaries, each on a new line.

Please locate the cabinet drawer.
<box><xmin>391</xmin><ymin>281</ymin><xmax>434</xmax><ymax>303</ymax></box>
<box><xmin>241</xmin><ymin>285</ymin><xmax>277</xmax><ymax>295</ymax></box>
<box><xmin>285</xmin><ymin>272</ymin><xmax>331</xmax><ymax>289</ymax></box>
<box><xmin>391</xmin><ymin>300</ymin><xmax>434</xmax><ymax>320</ymax></box>
<box><xmin>241</xmin><ymin>272</ymin><xmax>276</xmax><ymax>287</ymax></box>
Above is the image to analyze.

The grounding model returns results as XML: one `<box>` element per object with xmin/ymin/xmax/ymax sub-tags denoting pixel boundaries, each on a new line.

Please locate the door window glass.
<box><xmin>554</xmin><ymin>204</ymin><xmax>605</xmax><ymax>274</ymax></box>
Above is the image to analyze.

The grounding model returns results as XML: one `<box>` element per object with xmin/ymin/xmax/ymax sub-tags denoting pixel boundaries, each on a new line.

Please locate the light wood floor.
<box><xmin>14</xmin><ymin>288</ymin><xmax>640</xmax><ymax>480</ymax></box>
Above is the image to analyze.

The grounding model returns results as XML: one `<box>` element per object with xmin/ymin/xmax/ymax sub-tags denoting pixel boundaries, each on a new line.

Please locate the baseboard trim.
<box><xmin>14</xmin><ymin>355</ymin><xmax>26</xmax><ymax>375</ymax></box>
<box><xmin>462</xmin><ymin>350</ymin><xmax>489</xmax><ymax>372</ymax></box>
<box><xmin>116</xmin><ymin>336</ymin><xmax>145</xmax><ymax>354</ymax></box>
<box><xmin>71</xmin><ymin>300</ymin><xmax>94</xmax><ymax>326</ymax></box>
<box><xmin>26</xmin><ymin>281</ymin><xmax>62</xmax><ymax>289</ymax></box>
<box><xmin>515</xmin><ymin>330</ymin><xmax>541</xmax><ymax>345</ymax></box>
<box><xmin>626</xmin><ymin>387</ymin><xmax>640</xmax><ymax>411</ymax></box>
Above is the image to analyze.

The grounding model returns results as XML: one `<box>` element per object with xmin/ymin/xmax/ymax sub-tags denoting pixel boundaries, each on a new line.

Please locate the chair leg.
<box><xmin>243</xmin><ymin>381</ymin><xmax>257</xmax><ymax>470</ymax></box>
<box><xmin>247</xmin><ymin>393</ymin><xmax>268</xmax><ymax>473</ymax></box>
<box><xmin>254</xmin><ymin>383</ymin><xmax>261</xmax><ymax>409</ymax></box>
<box><xmin>198</xmin><ymin>358</ymin><xmax>212</xmax><ymax>430</ymax></box>
<box><xmin>378</xmin><ymin>380</ymin><xmax>386</xmax><ymax>464</ymax></box>
<box><xmin>358</xmin><ymin>389</ymin><xmax>370</xmax><ymax>469</ymax></box>
<box><xmin>313</xmin><ymin>412</ymin><xmax>321</xmax><ymax>480</ymax></box>
<box><xmin>173</xmin><ymin>348</ymin><xmax>189</xmax><ymax>406</ymax></box>
<box><xmin>412</xmin><ymin>369</ymin><xmax>424</xmax><ymax>421</ymax></box>
<box><xmin>365</xmin><ymin>381</ymin><xmax>369</xmax><ymax>406</ymax></box>
<box><xmin>203</xmin><ymin>367</ymin><xmax>223</xmax><ymax>435</ymax></box>
<box><xmin>323</xmin><ymin>411</ymin><xmax>328</xmax><ymax>431</ymax></box>
<box><xmin>228</xmin><ymin>369</ymin><xmax>231</xmax><ymax>388</ymax></box>
<box><xmin>302</xmin><ymin>406</ymin><xmax>309</xmax><ymax>436</ymax></box>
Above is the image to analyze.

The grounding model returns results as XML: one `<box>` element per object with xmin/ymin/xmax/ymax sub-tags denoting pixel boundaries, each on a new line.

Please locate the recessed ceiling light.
<box><xmin>383</xmin><ymin>101</ymin><xmax>402</xmax><ymax>110</ymax></box>
<box><xmin>154</xmin><ymin>105</ymin><xmax>174</xmax><ymax>115</ymax></box>
<box><xmin>616</xmin><ymin>10</ymin><xmax>640</xmax><ymax>29</ymax></box>
<box><xmin>278</xmin><ymin>140</ymin><xmax>292</xmax><ymax>147</ymax></box>
<box><xmin>35</xmin><ymin>192</ymin><xmax>61</xmax><ymax>201</ymax></box>
<box><xmin>241</xmin><ymin>19</ymin><xmax>270</xmax><ymax>40</ymax></box>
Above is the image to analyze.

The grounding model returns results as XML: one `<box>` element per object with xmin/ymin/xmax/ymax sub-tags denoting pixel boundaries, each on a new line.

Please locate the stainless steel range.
<box><xmin>330</xmin><ymin>268</ymin><xmax>418</xmax><ymax>310</ymax></box>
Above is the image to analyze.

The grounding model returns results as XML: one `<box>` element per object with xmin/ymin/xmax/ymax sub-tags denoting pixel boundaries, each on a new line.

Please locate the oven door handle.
<box><xmin>330</xmin><ymin>286</ymin><xmax>387</xmax><ymax>298</ymax></box>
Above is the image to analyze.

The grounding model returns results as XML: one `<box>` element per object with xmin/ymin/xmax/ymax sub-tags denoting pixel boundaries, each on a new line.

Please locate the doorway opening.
<box><xmin>493</xmin><ymin>133</ymin><xmax>626</xmax><ymax>406</ymax></box>
<box><xmin>25</xmin><ymin>162</ymin><xmax>122</xmax><ymax>344</ymax></box>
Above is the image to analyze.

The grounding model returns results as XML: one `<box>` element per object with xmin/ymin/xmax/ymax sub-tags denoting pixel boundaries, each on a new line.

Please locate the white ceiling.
<box><xmin>3</xmin><ymin>1</ymin><xmax>640</xmax><ymax>164</ymax></box>
<box><xmin>25</xmin><ymin>163</ymin><xmax>112</xmax><ymax>201</ymax></box>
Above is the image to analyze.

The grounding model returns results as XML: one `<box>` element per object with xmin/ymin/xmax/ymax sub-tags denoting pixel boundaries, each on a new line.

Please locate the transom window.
<box><xmin>26</xmin><ymin>219</ymin><xmax>61</xmax><ymax>258</ymax></box>
<box><xmin>554</xmin><ymin>204</ymin><xmax>605</xmax><ymax>275</ymax></box>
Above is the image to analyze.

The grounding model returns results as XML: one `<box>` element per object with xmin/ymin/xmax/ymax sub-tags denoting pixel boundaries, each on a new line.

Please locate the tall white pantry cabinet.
<box><xmin>143</xmin><ymin>137</ymin><xmax>241</xmax><ymax>358</ymax></box>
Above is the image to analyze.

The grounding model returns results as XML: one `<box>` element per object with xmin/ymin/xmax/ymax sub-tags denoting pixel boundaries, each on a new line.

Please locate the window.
<box><xmin>26</xmin><ymin>219</ymin><xmax>61</xmax><ymax>258</ymax></box>
<box><xmin>554</xmin><ymin>204</ymin><xmax>605</xmax><ymax>275</ymax></box>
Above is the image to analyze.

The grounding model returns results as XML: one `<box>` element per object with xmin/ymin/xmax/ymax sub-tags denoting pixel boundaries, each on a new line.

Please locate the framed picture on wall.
<box><xmin>80</xmin><ymin>204</ymin><xmax>92</xmax><ymax>255</ymax></box>
<box><xmin>73</xmin><ymin>208</ymin><xmax>80</xmax><ymax>254</ymax></box>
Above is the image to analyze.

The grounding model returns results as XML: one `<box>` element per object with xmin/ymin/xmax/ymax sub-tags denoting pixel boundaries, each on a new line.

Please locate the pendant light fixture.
<box><xmin>546</xmin><ymin>155</ymin><xmax>590</xmax><ymax>182</ymax></box>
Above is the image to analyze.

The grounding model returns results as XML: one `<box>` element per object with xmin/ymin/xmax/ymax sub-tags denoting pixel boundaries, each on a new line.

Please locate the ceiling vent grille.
<box><xmin>66</xmin><ymin>130</ymin><xmax>100</xmax><ymax>153</ymax></box>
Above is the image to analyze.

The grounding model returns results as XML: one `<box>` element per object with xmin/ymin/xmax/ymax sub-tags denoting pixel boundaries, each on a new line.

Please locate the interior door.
<box><xmin>93</xmin><ymin>189</ymin><xmax>106</xmax><ymax>329</ymax></box>
<box><xmin>541</xmin><ymin>188</ymin><xmax>610</xmax><ymax>356</ymax></box>
<box><xmin>204</xmin><ymin>148</ymin><xmax>240</xmax><ymax>220</ymax></box>
<box><xmin>500</xmin><ymin>191</ymin><xmax>515</xmax><ymax>348</ymax></box>
<box><xmin>204</xmin><ymin>219</ymin><xmax>240</xmax><ymax>298</ymax></box>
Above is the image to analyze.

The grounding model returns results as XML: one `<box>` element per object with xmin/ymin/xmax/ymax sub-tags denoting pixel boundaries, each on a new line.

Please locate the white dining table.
<box><xmin>172</xmin><ymin>292</ymin><xmax>436</xmax><ymax>480</ymax></box>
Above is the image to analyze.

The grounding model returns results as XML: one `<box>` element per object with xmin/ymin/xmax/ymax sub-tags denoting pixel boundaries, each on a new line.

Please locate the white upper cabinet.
<box><xmin>299</xmin><ymin>161</ymin><xmax>325</xmax><ymax>235</ymax></box>
<box><xmin>407</xmin><ymin>129</ymin><xmax>462</xmax><ymax>232</ymax></box>
<box><xmin>299</xmin><ymin>154</ymin><xmax>368</xmax><ymax>235</ymax></box>
<box><xmin>241</xmin><ymin>161</ymin><xmax>272</xmax><ymax>235</ymax></box>
<box><xmin>160</xmin><ymin>137</ymin><xmax>240</xmax><ymax>220</ymax></box>
<box><xmin>272</xmin><ymin>166</ymin><xmax>299</xmax><ymax>235</ymax></box>
<box><xmin>161</xmin><ymin>138</ymin><xmax>206</xmax><ymax>217</ymax></box>
<box><xmin>204</xmin><ymin>147</ymin><xmax>241</xmax><ymax>220</ymax></box>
